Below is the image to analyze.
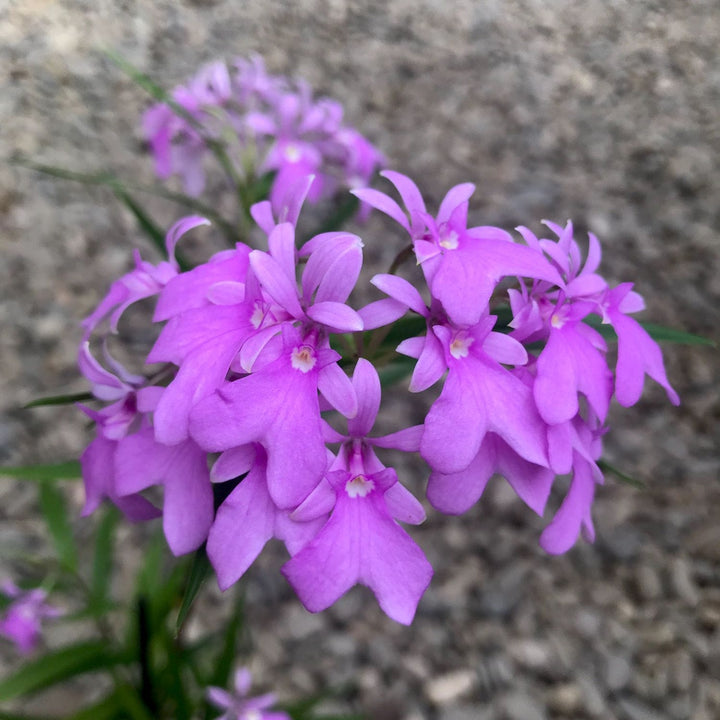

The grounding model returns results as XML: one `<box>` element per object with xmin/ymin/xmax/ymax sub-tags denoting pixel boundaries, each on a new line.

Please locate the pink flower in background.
<box><xmin>143</xmin><ymin>56</ymin><xmax>384</xmax><ymax>207</ymax></box>
<box><xmin>0</xmin><ymin>582</ymin><xmax>62</xmax><ymax>655</ymax></box>
<box><xmin>207</xmin><ymin>668</ymin><xmax>290</xmax><ymax>720</ymax></box>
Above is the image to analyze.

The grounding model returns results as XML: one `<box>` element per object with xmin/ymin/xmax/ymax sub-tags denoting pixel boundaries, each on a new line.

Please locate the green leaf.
<box><xmin>114</xmin><ymin>685</ymin><xmax>158</xmax><ymax>720</ymax></box>
<box><xmin>135</xmin><ymin>596</ymin><xmax>159</xmax><ymax>717</ymax></box>
<box><xmin>104</xmin><ymin>51</ymin><xmax>242</xmax><ymax>192</ymax></box>
<box><xmin>12</xmin><ymin>157</ymin><xmax>238</xmax><ymax>243</ymax></box>
<box><xmin>113</xmin><ymin>189</ymin><xmax>164</xmax><ymax>250</ymax></box>
<box><xmin>176</xmin><ymin>546</ymin><xmax>212</xmax><ymax>635</ymax></box>
<box><xmin>63</xmin><ymin>690</ymin><xmax>126</xmax><ymax>720</ymax></box>
<box><xmin>0</xmin><ymin>642</ymin><xmax>125</xmax><ymax>702</ymax></box>
<box><xmin>378</xmin><ymin>313</ymin><xmax>427</xmax><ymax>350</ymax></box>
<box><xmin>111</xmin><ymin>189</ymin><xmax>192</xmax><ymax>272</ymax></box>
<box><xmin>39</xmin><ymin>482</ymin><xmax>78</xmax><ymax>572</ymax></box>
<box><xmin>639</xmin><ymin>321</ymin><xmax>716</xmax><ymax>347</ymax></box>
<box><xmin>582</xmin><ymin>315</ymin><xmax>715</xmax><ymax>346</ymax></box>
<box><xmin>158</xmin><ymin>636</ymin><xmax>192</xmax><ymax>720</ymax></box>
<box><xmin>23</xmin><ymin>392</ymin><xmax>93</xmax><ymax>409</ymax></box>
<box><xmin>598</xmin><ymin>459</ymin><xmax>646</xmax><ymax>489</ymax></box>
<box><xmin>104</xmin><ymin>52</ymin><xmax>202</xmax><ymax>132</ymax></box>
<box><xmin>207</xmin><ymin>597</ymin><xmax>244</xmax><ymax>690</ymax></box>
<box><xmin>89</xmin><ymin>506</ymin><xmax>120</xmax><ymax>615</ymax></box>
<box><xmin>377</xmin><ymin>356</ymin><xmax>415</xmax><ymax>387</ymax></box>
<box><xmin>0</xmin><ymin>461</ymin><xmax>81</xmax><ymax>481</ymax></box>
<box><xmin>307</xmin><ymin>193</ymin><xmax>359</xmax><ymax>239</ymax></box>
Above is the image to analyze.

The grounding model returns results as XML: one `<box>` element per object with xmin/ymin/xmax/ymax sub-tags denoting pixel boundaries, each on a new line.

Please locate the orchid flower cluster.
<box><xmin>78</xmin><ymin>160</ymin><xmax>679</xmax><ymax>624</ymax></box>
<box><xmin>143</xmin><ymin>55</ymin><xmax>384</xmax><ymax>207</ymax></box>
<box><xmin>0</xmin><ymin>580</ymin><xmax>62</xmax><ymax>655</ymax></box>
<box><xmin>207</xmin><ymin>668</ymin><xmax>290</xmax><ymax>720</ymax></box>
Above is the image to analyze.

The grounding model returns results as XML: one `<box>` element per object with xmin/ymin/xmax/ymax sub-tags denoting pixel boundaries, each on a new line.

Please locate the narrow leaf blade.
<box><xmin>598</xmin><ymin>459</ymin><xmax>646</xmax><ymax>489</ymax></box>
<box><xmin>175</xmin><ymin>545</ymin><xmax>211</xmax><ymax>635</ymax></box>
<box><xmin>0</xmin><ymin>642</ymin><xmax>124</xmax><ymax>702</ymax></box>
<box><xmin>24</xmin><ymin>392</ymin><xmax>93</xmax><ymax>409</ymax></box>
<box><xmin>90</xmin><ymin>506</ymin><xmax>120</xmax><ymax>615</ymax></box>
<box><xmin>0</xmin><ymin>461</ymin><xmax>81</xmax><ymax>481</ymax></box>
<box><xmin>39</xmin><ymin>482</ymin><xmax>78</xmax><ymax>571</ymax></box>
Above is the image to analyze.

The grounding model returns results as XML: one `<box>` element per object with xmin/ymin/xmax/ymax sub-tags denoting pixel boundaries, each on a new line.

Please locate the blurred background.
<box><xmin>1</xmin><ymin>2</ymin><xmax>718</xmax><ymax>719</ymax></box>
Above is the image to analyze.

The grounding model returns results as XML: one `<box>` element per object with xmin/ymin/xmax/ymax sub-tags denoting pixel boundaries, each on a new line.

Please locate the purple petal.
<box><xmin>190</xmin><ymin>358</ymin><xmax>327</xmax><ymax>509</ymax></box>
<box><xmin>211</xmin><ymin>445</ymin><xmax>257</xmax><ymax>482</ymax></box>
<box><xmin>358</xmin><ymin>299</ymin><xmax>408</xmax><ymax>329</ymax></box>
<box><xmin>350</xmin><ymin>188</ymin><xmax>409</xmax><ymax>231</ymax></box>
<box><xmin>482</xmin><ymin>331</ymin><xmax>528</xmax><ymax>366</ymax></box>
<box><xmin>306</xmin><ymin>301</ymin><xmax>363</xmax><ymax>332</ymax></box>
<box><xmin>566</xmin><ymin>273</ymin><xmax>607</xmax><ymax>298</ymax></box>
<box><xmin>358</xmin><ymin>495</ymin><xmax>432</xmax><ymax>624</ymax></box>
<box><xmin>347</xmin><ymin>358</ymin><xmax>381</xmax><ymax>437</ymax></box>
<box><xmin>291</xmin><ymin>477</ymin><xmax>336</xmax><ymax>523</ymax></box>
<box><xmin>282</xmin><ymin>491</ymin><xmax>432</xmax><ymax>624</ymax></box>
<box><xmin>78</xmin><ymin>343</ymin><xmax>128</xmax><ymax>401</ymax></box>
<box><xmin>427</xmin><ymin>441</ymin><xmax>496</xmax><ymax>514</ymax></box>
<box><xmin>318</xmin><ymin>362</ymin><xmax>358</xmax><ymax>418</ymax></box>
<box><xmin>495</xmin><ymin>438</ymin><xmax>555</xmax><ymax>516</ymax></box>
<box><xmin>584</xmin><ymin>232</ymin><xmax>602</xmax><ymax>275</ymax></box>
<box><xmin>164</xmin><ymin>216</ymin><xmax>210</xmax><ymax>263</ymax></box>
<box><xmin>267</xmin><ymin>223</ymin><xmax>298</xmax><ymax>285</ymax></box>
<box><xmin>534</xmin><ymin>327</ymin><xmax>579</xmax><ymax>425</ymax></box>
<box><xmin>154</xmin><ymin>247</ymin><xmax>250</xmax><ymax>321</ymax></box>
<box><xmin>384</xmin><ymin>482</ymin><xmax>426</xmax><ymax>524</ymax></box>
<box><xmin>161</xmin><ymin>443</ymin><xmax>213</xmax><ymax>555</ymax></box>
<box><xmin>432</xmin><ymin>238</ymin><xmax>560</xmax><ymax>327</ymax></box>
<box><xmin>206</xmin><ymin>281</ymin><xmax>245</xmax><ymax>305</ymax></box>
<box><xmin>302</xmin><ymin>234</ymin><xmax>363</xmax><ymax>304</ymax></box>
<box><xmin>436</xmin><ymin>183</ymin><xmax>475</xmax><ymax>224</ymax></box>
<box><xmin>611</xmin><ymin>311</ymin><xmax>680</xmax><ymax>407</ymax></box>
<box><xmin>152</xmin><ymin>320</ymin><xmax>250</xmax><ymax>445</ymax></box>
<box><xmin>371</xmin><ymin>424</ymin><xmax>424</xmax><ymax>452</ymax></box>
<box><xmin>408</xmin><ymin>330</ymin><xmax>447</xmax><ymax>393</ymax></box>
<box><xmin>396</xmin><ymin>336</ymin><xmax>425</xmax><ymax>359</ymax></box>
<box><xmin>540</xmin><ymin>454</ymin><xmax>595</xmax><ymax>555</ymax></box>
<box><xmin>207</xmin><ymin>461</ymin><xmax>275</xmax><ymax>589</ymax></box>
<box><xmin>250</xmin><ymin>251</ymin><xmax>303</xmax><ymax>318</ymax></box>
<box><xmin>238</xmin><ymin>325</ymin><xmax>282</xmax><ymax>373</ymax></box>
<box><xmin>381</xmin><ymin>170</ymin><xmax>427</xmax><ymax>233</ymax></box>
<box><xmin>371</xmin><ymin>274</ymin><xmax>428</xmax><ymax>316</ymax></box>
<box><xmin>250</xmin><ymin>200</ymin><xmax>275</xmax><ymax>235</ymax></box>
<box><xmin>421</xmin><ymin>364</ymin><xmax>487</xmax><ymax>474</ymax></box>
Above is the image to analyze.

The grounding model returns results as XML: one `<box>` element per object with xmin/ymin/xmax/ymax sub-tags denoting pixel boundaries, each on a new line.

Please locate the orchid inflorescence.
<box><xmin>77</xmin><ymin>58</ymin><xmax>679</xmax><ymax>626</ymax></box>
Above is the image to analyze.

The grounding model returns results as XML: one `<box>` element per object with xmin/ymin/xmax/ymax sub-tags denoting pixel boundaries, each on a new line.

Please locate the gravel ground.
<box><xmin>1</xmin><ymin>2</ymin><xmax>719</xmax><ymax>719</ymax></box>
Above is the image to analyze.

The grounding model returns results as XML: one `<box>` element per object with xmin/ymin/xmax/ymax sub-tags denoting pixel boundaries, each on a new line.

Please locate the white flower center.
<box><xmin>550</xmin><ymin>313</ymin><xmax>565</xmax><ymax>329</ymax></box>
<box><xmin>284</xmin><ymin>143</ymin><xmax>302</xmax><ymax>163</ymax></box>
<box><xmin>345</xmin><ymin>474</ymin><xmax>374</xmax><ymax>498</ymax></box>
<box><xmin>450</xmin><ymin>332</ymin><xmax>474</xmax><ymax>359</ymax></box>
<box><xmin>243</xmin><ymin>711</ymin><xmax>262</xmax><ymax>720</ymax></box>
<box><xmin>291</xmin><ymin>345</ymin><xmax>317</xmax><ymax>373</ymax></box>
<box><xmin>439</xmin><ymin>230</ymin><xmax>459</xmax><ymax>250</ymax></box>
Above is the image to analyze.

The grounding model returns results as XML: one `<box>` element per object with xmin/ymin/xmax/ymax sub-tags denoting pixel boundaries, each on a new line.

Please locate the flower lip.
<box><xmin>449</xmin><ymin>331</ymin><xmax>474</xmax><ymax>360</ymax></box>
<box><xmin>438</xmin><ymin>229</ymin><xmax>459</xmax><ymax>250</ymax></box>
<box><xmin>345</xmin><ymin>474</ymin><xmax>375</xmax><ymax>498</ymax></box>
<box><xmin>290</xmin><ymin>344</ymin><xmax>317</xmax><ymax>373</ymax></box>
